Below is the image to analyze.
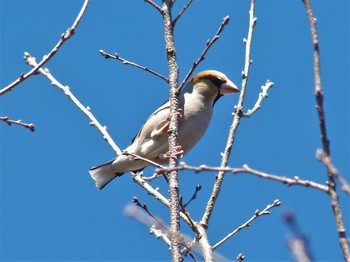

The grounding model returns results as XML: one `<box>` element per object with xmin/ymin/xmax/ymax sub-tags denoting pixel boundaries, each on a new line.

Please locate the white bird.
<box><xmin>90</xmin><ymin>70</ymin><xmax>239</xmax><ymax>189</ymax></box>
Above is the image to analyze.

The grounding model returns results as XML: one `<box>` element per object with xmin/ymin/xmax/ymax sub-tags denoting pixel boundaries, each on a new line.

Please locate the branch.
<box><xmin>99</xmin><ymin>50</ymin><xmax>169</xmax><ymax>83</ymax></box>
<box><xmin>317</xmin><ymin>150</ymin><xmax>350</xmax><ymax>196</ymax></box>
<box><xmin>132</xmin><ymin>197</ymin><xmax>169</xmax><ymax>231</ymax></box>
<box><xmin>161</xmin><ymin>0</ymin><xmax>182</xmax><ymax>260</ymax></box>
<box><xmin>145</xmin><ymin>0</ymin><xmax>163</xmax><ymax>13</ymax></box>
<box><xmin>125</xmin><ymin>202</ymin><xmax>228</xmax><ymax>261</ymax></box>
<box><xmin>156</xmin><ymin>163</ymin><xmax>329</xmax><ymax>193</ymax></box>
<box><xmin>0</xmin><ymin>116</ymin><xmax>35</xmax><ymax>132</ymax></box>
<box><xmin>212</xmin><ymin>199</ymin><xmax>281</xmax><ymax>250</ymax></box>
<box><xmin>243</xmin><ymin>80</ymin><xmax>274</xmax><ymax>117</ymax></box>
<box><xmin>200</xmin><ymin>0</ymin><xmax>257</xmax><ymax>229</ymax></box>
<box><xmin>177</xmin><ymin>15</ymin><xmax>230</xmax><ymax>93</ymax></box>
<box><xmin>0</xmin><ymin>0</ymin><xmax>90</xmax><ymax>95</ymax></box>
<box><xmin>124</xmin><ymin>203</ymin><xmax>172</xmax><ymax>246</ymax></box>
<box><xmin>303</xmin><ymin>0</ymin><xmax>350</xmax><ymax>260</ymax></box>
<box><xmin>124</xmin><ymin>151</ymin><xmax>166</xmax><ymax>169</ymax></box>
<box><xmin>131</xmin><ymin>172</ymin><xmax>193</xmax><ymax>226</ymax></box>
<box><xmin>24</xmin><ymin>53</ymin><xmax>122</xmax><ymax>156</ymax></box>
<box><xmin>172</xmin><ymin>0</ymin><xmax>194</xmax><ymax>26</ymax></box>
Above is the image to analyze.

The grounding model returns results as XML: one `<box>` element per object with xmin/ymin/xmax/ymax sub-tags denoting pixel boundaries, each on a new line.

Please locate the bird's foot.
<box><xmin>161</xmin><ymin>146</ymin><xmax>184</xmax><ymax>159</ymax></box>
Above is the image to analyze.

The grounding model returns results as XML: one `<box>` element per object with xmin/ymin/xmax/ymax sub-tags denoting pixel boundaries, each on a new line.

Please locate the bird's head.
<box><xmin>188</xmin><ymin>70</ymin><xmax>239</xmax><ymax>106</ymax></box>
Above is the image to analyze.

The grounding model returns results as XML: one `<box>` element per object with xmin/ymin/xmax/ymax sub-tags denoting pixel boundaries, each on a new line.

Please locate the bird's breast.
<box><xmin>178</xmin><ymin>97</ymin><xmax>213</xmax><ymax>153</ymax></box>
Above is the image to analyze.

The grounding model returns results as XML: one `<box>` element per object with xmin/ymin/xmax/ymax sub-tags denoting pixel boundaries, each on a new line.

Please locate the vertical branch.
<box><xmin>201</xmin><ymin>0</ymin><xmax>256</xmax><ymax>228</ymax></box>
<box><xmin>303</xmin><ymin>0</ymin><xmax>350</xmax><ymax>260</ymax></box>
<box><xmin>161</xmin><ymin>1</ymin><xmax>181</xmax><ymax>261</ymax></box>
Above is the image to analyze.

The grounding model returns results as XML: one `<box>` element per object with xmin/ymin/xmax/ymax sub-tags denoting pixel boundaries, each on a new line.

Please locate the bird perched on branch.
<box><xmin>90</xmin><ymin>70</ymin><xmax>239</xmax><ymax>189</ymax></box>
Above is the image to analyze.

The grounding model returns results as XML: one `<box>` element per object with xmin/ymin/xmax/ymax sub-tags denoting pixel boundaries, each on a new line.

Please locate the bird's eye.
<box><xmin>209</xmin><ymin>77</ymin><xmax>224</xmax><ymax>88</ymax></box>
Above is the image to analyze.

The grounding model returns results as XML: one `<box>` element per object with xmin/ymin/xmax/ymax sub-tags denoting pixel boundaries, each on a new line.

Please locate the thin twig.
<box><xmin>24</xmin><ymin>53</ymin><xmax>122</xmax><ymax>156</ymax></box>
<box><xmin>124</xmin><ymin>151</ymin><xmax>169</xmax><ymax>183</ymax></box>
<box><xmin>123</xmin><ymin>151</ymin><xmax>166</xmax><ymax>169</ymax></box>
<box><xmin>200</xmin><ymin>0</ymin><xmax>257</xmax><ymax>229</ymax></box>
<box><xmin>0</xmin><ymin>0</ymin><xmax>90</xmax><ymax>95</ymax></box>
<box><xmin>124</xmin><ymin>203</ymin><xmax>172</xmax><ymax>246</ymax></box>
<box><xmin>243</xmin><ymin>80</ymin><xmax>274</xmax><ymax>117</ymax></box>
<box><xmin>0</xmin><ymin>116</ymin><xmax>35</xmax><ymax>132</ymax></box>
<box><xmin>133</xmin><ymin>197</ymin><xmax>169</xmax><ymax>231</ymax></box>
<box><xmin>172</xmin><ymin>0</ymin><xmax>194</xmax><ymax>26</ymax></box>
<box><xmin>144</xmin><ymin>0</ymin><xmax>162</xmax><ymax>13</ymax></box>
<box><xmin>99</xmin><ymin>50</ymin><xmax>169</xmax><ymax>83</ymax></box>
<box><xmin>303</xmin><ymin>0</ymin><xmax>350</xmax><ymax>260</ymax></box>
<box><xmin>131</xmin><ymin>172</ymin><xmax>192</xmax><ymax>225</ymax></box>
<box><xmin>182</xmin><ymin>185</ymin><xmax>202</xmax><ymax>209</ymax></box>
<box><xmin>156</xmin><ymin>163</ymin><xmax>329</xmax><ymax>193</ymax></box>
<box><xmin>212</xmin><ymin>199</ymin><xmax>281</xmax><ymax>250</ymax></box>
<box><xmin>317</xmin><ymin>150</ymin><xmax>350</xmax><ymax>196</ymax></box>
<box><xmin>177</xmin><ymin>15</ymin><xmax>230</xmax><ymax>93</ymax></box>
<box><xmin>179</xmin><ymin>197</ymin><xmax>201</xmax><ymax>237</ymax></box>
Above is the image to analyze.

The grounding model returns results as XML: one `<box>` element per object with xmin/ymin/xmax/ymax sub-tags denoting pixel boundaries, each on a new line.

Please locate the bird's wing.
<box><xmin>128</xmin><ymin>99</ymin><xmax>172</xmax><ymax>159</ymax></box>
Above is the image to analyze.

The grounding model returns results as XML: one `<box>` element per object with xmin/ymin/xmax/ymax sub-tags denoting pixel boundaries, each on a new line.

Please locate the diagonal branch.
<box><xmin>200</xmin><ymin>0</ymin><xmax>257</xmax><ymax>229</ymax></box>
<box><xmin>177</xmin><ymin>15</ymin><xmax>230</xmax><ymax>93</ymax></box>
<box><xmin>24</xmin><ymin>53</ymin><xmax>122</xmax><ymax>156</ymax></box>
<box><xmin>145</xmin><ymin>0</ymin><xmax>162</xmax><ymax>13</ymax></box>
<box><xmin>172</xmin><ymin>0</ymin><xmax>194</xmax><ymax>26</ymax></box>
<box><xmin>212</xmin><ymin>199</ymin><xmax>281</xmax><ymax>250</ymax></box>
<box><xmin>0</xmin><ymin>116</ymin><xmax>35</xmax><ymax>132</ymax></box>
<box><xmin>99</xmin><ymin>50</ymin><xmax>169</xmax><ymax>83</ymax></box>
<box><xmin>0</xmin><ymin>0</ymin><xmax>90</xmax><ymax>96</ymax></box>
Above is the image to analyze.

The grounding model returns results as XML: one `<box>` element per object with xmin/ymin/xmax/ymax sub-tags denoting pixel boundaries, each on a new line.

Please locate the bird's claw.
<box><xmin>161</xmin><ymin>146</ymin><xmax>184</xmax><ymax>159</ymax></box>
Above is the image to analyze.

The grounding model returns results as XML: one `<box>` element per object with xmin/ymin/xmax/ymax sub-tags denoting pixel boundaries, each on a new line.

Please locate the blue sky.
<box><xmin>1</xmin><ymin>0</ymin><xmax>349</xmax><ymax>261</ymax></box>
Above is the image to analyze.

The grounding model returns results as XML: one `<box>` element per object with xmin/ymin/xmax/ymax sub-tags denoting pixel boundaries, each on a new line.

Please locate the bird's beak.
<box><xmin>220</xmin><ymin>79</ymin><xmax>240</xmax><ymax>95</ymax></box>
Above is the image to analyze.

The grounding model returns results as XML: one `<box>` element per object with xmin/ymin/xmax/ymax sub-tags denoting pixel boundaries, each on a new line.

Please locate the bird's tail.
<box><xmin>89</xmin><ymin>159</ymin><xmax>123</xmax><ymax>190</ymax></box>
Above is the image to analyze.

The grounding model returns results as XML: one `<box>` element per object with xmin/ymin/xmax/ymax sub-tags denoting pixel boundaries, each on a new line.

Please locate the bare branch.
<box><xmin>212</xmin><ymin>199</ymin><xmax>281</xmax><ymax>250</ymax></box>
<box><xmin>303</xmin><ymin>0</ymin><xmax>350</xmax><ymax>260</ymax></box>
<box><xmin>0</xmin><ymin>0</ymin><xmax>90</xmax><ymax>95</ymax></box>
<box><xmin>124</xmin><ymin>151</ymin><xmax>166</xmax><ymax>169</ymax></box>
<box><xmin>201</xmin><ymin>0</ymin><xmax>257</xmax><ymax>229</ymax></box>
<box><xmin>317</xmin><ymin>150</ymin><xmax>350</xmax><ymax>196</ymax></box>
<box><xmin>124</xmin><ymin>203</ymin><xmax>172</xmax><ymax>246</ymax></box>
<box><xmin>156</xmin><ymin>163</ymin><xmax>329</xmax><ymax>193</ymax></box>
<box><xmin>0</xmin><ymin>116</ymin><xmax>35</xmax><ymax>132</ymax></box>
<box><xmin>172</xmin><ymin>0</ymin><xmax>194</xmax><ymax>26</ymax></box>
<box><xmin>177</xmin><ymin>15</ymin><xmax>230</xmax><ymax>93</ymax></box>
<box><xmin>179</xmin><ymin>197</ymin><xmax>201</xmax><ymax>237</ymax></box>
<box><xmin>161</xmin><ymin>0</ymin><xmax>182</xmax><ymax>260</ymax></box>
<box><xmin>243</xmin><ymin>80</ymin><xmax>274</xmax><ymax>117</ymax></box>
<box><xmin>144</xmin><ymin>0</ymin><xmax>162</xmax><ymax>13</ymax></box>
<box><xmin>24</xmin><ymin>53</ymin><xmax>122</xmax><ymax>156</ymax></box>
<box><xmin>181</xmin><ymin>185</ymin><xmax>202</xmax><ymax>209</ymax></box>
<box><xmin>99</xmin><ymin>50</ymin><xmax>169</xmax><ymax>83</ymax></box>
<box><xmin>133</xmin><ymin>197</ymin><xmax>169</xmax><ymax>231</ymax></box>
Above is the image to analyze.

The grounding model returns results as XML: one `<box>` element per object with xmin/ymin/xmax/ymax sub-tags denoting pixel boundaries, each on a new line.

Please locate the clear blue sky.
<box><xmin>1</xmin><ymin>0</ymin><xmax>349</xmax><ymax>261</ymax></box>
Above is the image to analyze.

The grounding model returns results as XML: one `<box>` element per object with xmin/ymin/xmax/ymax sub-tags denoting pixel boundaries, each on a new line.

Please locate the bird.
<box><xmin>89</xmin><ymin>70</ymin><xmax>239</xmax><ymax>189</ymax></box>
